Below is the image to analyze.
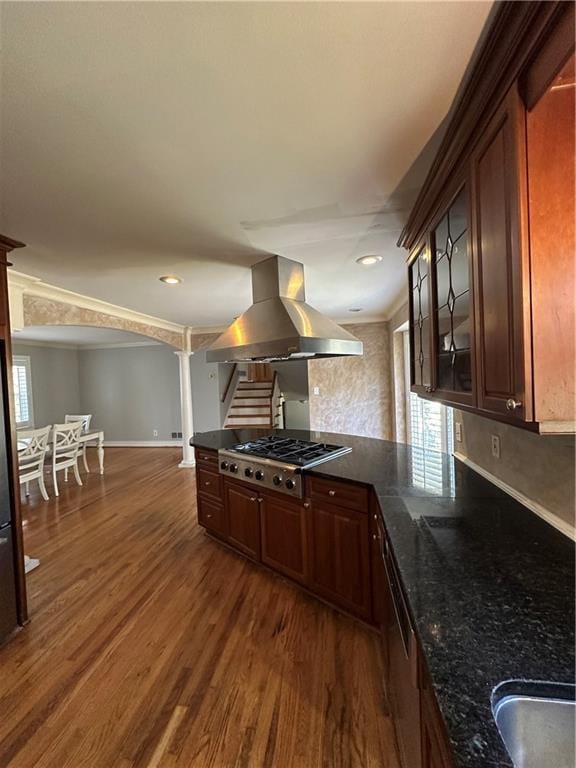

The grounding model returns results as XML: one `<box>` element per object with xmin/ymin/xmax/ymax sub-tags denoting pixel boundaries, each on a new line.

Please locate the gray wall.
<box><xmin>78</xmin><ymin>345</ymin><xmax>182</xmax><ymax>441</ymax></box>
<box><xmin>189</xmin><ymin>350</ymin><xmax>222</xmax><ymax>434</ymax></box>
<box><xmin>272</xmin><ymin>360</ymin><xmax>310</xmax><ymax>430</ymax></box>
<box><xmin>12</xmin><ymin>343</ymin><xmax>81</xmax><ymax>427</ymax></box>
<box><xmin>12</xmin><ymin>342</ymin><xmax>223</xmax><ymax>441</ymax></box>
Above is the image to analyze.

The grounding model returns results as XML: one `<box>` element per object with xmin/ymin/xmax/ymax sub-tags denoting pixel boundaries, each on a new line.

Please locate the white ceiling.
<box><xmin>13</xmin><ymin>325</ymin><xmax>161</xmax><ymax>348</ymax></box>
<box><xmin>0</xmin><ymin>2</ymin><xmax>492</xmax><ymax>328</ymax></box>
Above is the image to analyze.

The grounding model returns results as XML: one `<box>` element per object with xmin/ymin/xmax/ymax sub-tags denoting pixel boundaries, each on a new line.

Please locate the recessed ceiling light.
<box><xmin>356</xmin><ymin>255</ymin><xmax>383</xmax><ymax>266</ymax></box>
<box><xmin>159</xmin><ymin>275</ymin><xmax>182</xmax><ymax>285</ymax></box>
<box><xmin>348</xmin><ymin>308</ymin><xmax>363</xmax><ymax>313</ymax></box>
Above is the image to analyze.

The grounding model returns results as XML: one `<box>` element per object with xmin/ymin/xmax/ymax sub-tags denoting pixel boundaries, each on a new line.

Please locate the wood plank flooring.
<box><xmin>0</xmin><ymin>448</ymin><xmax>399</xmax><ymax>768</ymax></box>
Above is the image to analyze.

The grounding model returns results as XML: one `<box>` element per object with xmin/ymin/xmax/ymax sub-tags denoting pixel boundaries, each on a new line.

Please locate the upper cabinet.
<box><xmin>431</xmin><ymin>184</ymin><xmax>475</xmax><ymax>405</ymax></box>
<box><xmin>408</xmin><ymin>242</ymin><xmax>432</xmax><ymax>395</ymax></box>
<box><xmin>401</xmin><ymin>1</ymin><xmax>575</xmax><ymax>434</ymax></box>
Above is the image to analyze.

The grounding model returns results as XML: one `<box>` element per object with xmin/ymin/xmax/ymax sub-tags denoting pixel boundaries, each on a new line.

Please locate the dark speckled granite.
<box><xmin>191</xmin><ymin>429</ymin><xmax>575</xmax><ymax>768</ymax></box>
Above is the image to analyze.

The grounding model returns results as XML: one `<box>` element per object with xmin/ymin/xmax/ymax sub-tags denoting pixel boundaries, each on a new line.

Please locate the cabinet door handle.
<box><xmin>303</xmin><ymin>502</ymin><xmax>310</xmax><ymax>509</ymax></box>
<box><xmin>506</xmin><ymin>398</ymin><xmax>523</xmax><ymax>411</ymax></box>
<box><xmin>250</xmin><ymin>496</ymin><xmax>257</xmax><ymax>502</ymax></box>
<box><xmin>202</xmin><ymin>455</ymin><xmax>210</xmax><ymax>460</ymax></box>
<box><xmin>257</xmin><ymin>498</ymin><xmax>263</xmax><ymax>503</ymax></box>
<box><xmin>372</xmin><ymin>533</ymin><xmax>378</xmax><ymax>541</ymax></box>
<box><xmin>204</xmin><ymin>481</ymin><xmax>211</xmax><ymax>486</ymax></box>
<box><xmin>206</xmin><ymin>513</ymin><xmax>213</xmax><ymax>519</ymax></box>
<box><xmin>328</xmin><ymin>490</ymin><xmax>336</xmax><ymax>497</ymax></box>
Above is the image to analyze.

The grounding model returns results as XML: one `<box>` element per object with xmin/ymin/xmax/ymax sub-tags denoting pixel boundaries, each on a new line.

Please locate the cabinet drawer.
<box><xmin>194</xmin><ymin>447</ymin><xmax>219</xmax><ymax>468</ymax></box>
<box><xmin>196</xmin><ymin>466</ymin><xmax>222</xmax><ymax>501</ymax></box>
<box><xmin>308</xmin><ymin>476</ymin><xmax>369</xmax><ymax>512</ymax></box>
<box><xmin>197</xmin><ymin>495</ymin><xmax>227</xmax><ymax>538</ymax></box>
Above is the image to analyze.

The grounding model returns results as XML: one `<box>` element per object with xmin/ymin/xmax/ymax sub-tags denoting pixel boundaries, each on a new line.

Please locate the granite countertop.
<box><xmin>191</xmin><ymin>429</ymin><xmax>575</xmax><ymax>768</ymax></box>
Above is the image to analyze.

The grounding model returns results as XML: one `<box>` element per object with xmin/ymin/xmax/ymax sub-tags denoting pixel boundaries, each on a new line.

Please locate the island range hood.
<box><xmin>205</xmin><ymin>255</ymin><xmax>363</xmax><ymax>363</ymax></box>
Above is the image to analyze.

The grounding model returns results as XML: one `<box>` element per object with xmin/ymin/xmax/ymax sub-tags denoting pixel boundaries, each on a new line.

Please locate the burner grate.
<box><xmin>230</xmin><ymin>436</ymin><xmax>351</xmax><ymax>468</ymax></box>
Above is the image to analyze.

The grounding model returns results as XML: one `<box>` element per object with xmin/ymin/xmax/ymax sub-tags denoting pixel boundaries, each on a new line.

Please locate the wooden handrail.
<box><xmin>221</xmin><ymin>363</ymin><xmax>238</xmax><ymax>403</ymax></box>
<box><xmin>270</xmin><ymin>371</ymin><xmax>278</xmax><ymax>427</ymax></box>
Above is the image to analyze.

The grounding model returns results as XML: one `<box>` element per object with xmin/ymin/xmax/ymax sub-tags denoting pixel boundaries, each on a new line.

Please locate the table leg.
<box><xmin>97</xmin><ymin>434</ymin><xmax>105</xmax><ymax>475</ymax></box>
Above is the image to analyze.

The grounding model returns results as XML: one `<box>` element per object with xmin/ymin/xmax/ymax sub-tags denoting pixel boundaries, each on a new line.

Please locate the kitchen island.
<box><xmin>190</xmin><ymin>429</ymin><xmax>575</xmax><ymax>768</ymax></box>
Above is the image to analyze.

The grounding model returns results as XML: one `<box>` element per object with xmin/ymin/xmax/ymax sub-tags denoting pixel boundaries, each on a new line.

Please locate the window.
<box><xmin>403</xmin><ymin>332</ymin><xmax>455</xmax><ymax>493</ymax></box>
<box><xmin>12</xmin><ymin>356</ymin><xmax>34</xmax><ymax>428</ymax></box>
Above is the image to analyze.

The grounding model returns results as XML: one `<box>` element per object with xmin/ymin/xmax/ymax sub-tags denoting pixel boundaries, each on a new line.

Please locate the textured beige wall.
<box><xmin>24</xmin><ymin>295</ymin><xmax>185</xmax><ymax>349</ymax></box>
<box><xmin>308</xmin><ymin>321</ymin><xmax>392</xmax><ymax>440</ymax></box>
<box><xmin>455</xmin><ymin>410</ymin><xmax>576</xmax><ymax>533</ymax></box>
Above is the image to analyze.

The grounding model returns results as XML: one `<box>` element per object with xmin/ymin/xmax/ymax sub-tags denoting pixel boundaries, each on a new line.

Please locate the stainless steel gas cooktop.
<box><xmin>218</xmin><ymin>436</ymin><xmax>351</xmax><ymax>498</ymax></box>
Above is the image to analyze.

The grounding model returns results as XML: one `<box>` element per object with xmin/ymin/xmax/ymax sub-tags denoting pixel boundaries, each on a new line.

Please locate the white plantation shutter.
<box><xmin>12</xmin><ymin>356</ymin><xmax>34</xmax><ymax>428</ymax></box>
<box><xmin>408</xmin><ymin>392</ymin><xmax>454</xmax><ymax>492</ymax></box>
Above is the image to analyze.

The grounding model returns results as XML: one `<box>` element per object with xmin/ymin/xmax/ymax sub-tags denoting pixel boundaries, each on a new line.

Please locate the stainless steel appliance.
<box><xmin>206</xmin><ymin>255</ymin><xmax>363</xmax><ymax>363</ymax></box>
<box><xmin>218</xmin><ymin>436</ymin><xmax>351</xmax><ymax>498</ymax></box>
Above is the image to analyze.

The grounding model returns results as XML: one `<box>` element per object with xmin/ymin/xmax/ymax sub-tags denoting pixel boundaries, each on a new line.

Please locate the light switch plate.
<box><xmin>455</xmin><ymin>422</ymin><xmax>463</xmax><ymax>442</ymax></box>
<box><xmin>491</xmin><ymin>434</ymin><xmax>500</xmax><ymax>459</ymax></box>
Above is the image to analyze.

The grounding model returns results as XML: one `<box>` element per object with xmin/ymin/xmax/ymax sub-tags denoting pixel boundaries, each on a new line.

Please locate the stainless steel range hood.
<box><xmin>205</xmin><ymin>255</ymin><xmax>363</xmax><ymax>363</ymax></box>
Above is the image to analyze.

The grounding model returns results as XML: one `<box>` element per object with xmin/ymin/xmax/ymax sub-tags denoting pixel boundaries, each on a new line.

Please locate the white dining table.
<box><xmin>17</xmin><ymin>428</ymin><xmax>105</xmax><ymax>474</ymax></box>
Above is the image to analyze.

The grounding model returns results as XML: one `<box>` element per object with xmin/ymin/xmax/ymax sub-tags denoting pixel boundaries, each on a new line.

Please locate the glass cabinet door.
<box><xmin>409</xmin><ymin>243</ymin><xmax>432</xmax><ymax>392</ymax></box>
<box><xmin>431</xmin><ymin>186</ymin><xmax>475</xmax><ymax>402</ymax></box>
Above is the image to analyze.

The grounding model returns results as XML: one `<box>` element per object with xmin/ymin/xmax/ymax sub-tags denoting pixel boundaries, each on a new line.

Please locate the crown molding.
<box><xmin>8</xmin><ymin>269</ymin><xmax>186</xmax><ymax>335</ymax></box>
<box><xmin>10</xmin><ymin>337</ymin><xmax>162</xmax><ymax>351</ymax></box>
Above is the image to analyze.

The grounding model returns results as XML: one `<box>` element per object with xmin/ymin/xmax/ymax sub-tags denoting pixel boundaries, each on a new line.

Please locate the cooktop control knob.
<box><xmin>285</xmin><ymin>478</ymin><xmax>296</xmax><ymax>490</ymax></box>
<box><xmin>272</xmin><ymin>475</ymin><xmax>282</xmax><ymax>486</ymax></box>
<box><xmin>229</xmin><ymin>464</ymin><xmax>238</xmax><ymax>474</ymax></box>
<box><xmin>244</xmin><ymin>467</ymin><xmax>254</xmax><ymax>478</ymax></box>
<box><xmin>220</xmin><ymin>461</ymin><xmax>229</xmax><ymax>470</ymax></box>
<box><xmin>255</xmin><ymin>470</ymin><xmax>264</xmax><ymax>481</ymax></box>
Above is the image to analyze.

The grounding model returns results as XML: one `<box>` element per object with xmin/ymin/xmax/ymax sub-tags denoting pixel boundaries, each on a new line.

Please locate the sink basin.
<box><xmin>492</xmin><ymin>681</ymin><xmax>575</xmax><ymax>768</ymax></box>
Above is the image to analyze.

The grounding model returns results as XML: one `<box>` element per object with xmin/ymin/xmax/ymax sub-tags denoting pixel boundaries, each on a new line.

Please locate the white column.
<box><xmin>175</xmin><ymin>350</ymin><xmax>195</xmax><ymax>468</ymax></box>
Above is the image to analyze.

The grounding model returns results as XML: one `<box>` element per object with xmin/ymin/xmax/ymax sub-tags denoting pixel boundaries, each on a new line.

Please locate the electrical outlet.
<box><xmin>153</xmin><ymin>429</ymin><xmax>159</xmax><ymax>438</ymax></box>
<box><xmin>313</xmin><ymin>386</ymin><xmax>320</xmax><ymax>396</ymax></box>
<box><xmin>177</xmin><ymin>432</ymin><xmax>182</xmax><ymax>438</ymax></box>
<box><xmin>491</xmin><ymin>434</ymin><xmax>500</xmax><ymax>459</ymax></box>
<box><xmin>171</xmin><ymin>432</ymin><xmax>177</xmax><ymax>439</ymax></box>
<box><xmin>455</xmin><ymin>422</ymin><xmax>463</xmax><ymax>443</ymax></box>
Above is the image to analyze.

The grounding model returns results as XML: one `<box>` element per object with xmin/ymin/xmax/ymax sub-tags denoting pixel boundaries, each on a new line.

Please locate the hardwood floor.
<box><xmin>0</xmin><ymin>448</ymin><xmax>399</xmax><ymax>768</ymax></box>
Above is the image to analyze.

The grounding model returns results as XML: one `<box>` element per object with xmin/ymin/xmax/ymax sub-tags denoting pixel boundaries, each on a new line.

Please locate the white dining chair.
<box><xmin>65</xmin><ymin>414</ymin><xmax>92</xmax><ymax>473</ymax></box>
<box><xmin>17</xmin><ymin>425</ymin><xmax>51</xmax><ymax>501</ymax></box>
<box><xmin>51</xmin><ymin>422</ymin><xmax>83</xmax><ymax>497</ymax></box>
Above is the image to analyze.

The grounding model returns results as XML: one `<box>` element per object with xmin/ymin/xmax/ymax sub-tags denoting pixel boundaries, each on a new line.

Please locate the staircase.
<box><xmin>224</xmin><ymin>376</ymin><xmax>283</xmax><ymax>429</ymax></box>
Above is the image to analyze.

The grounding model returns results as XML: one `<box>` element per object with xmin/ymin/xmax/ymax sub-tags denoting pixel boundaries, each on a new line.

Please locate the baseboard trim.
<box><xmin>178</xmin><ymin>460</ymin><xmax>196</xmax><ymax>469</ymax></box>
<box><xmin>453</xmin><ymin>451</ymin><xmax>575</xmax><ymax>541</ymax></box>
<box><xmin>103</xmin><ymin>441</ymin><xmax>183</xmax><ymax>448</ymax></box>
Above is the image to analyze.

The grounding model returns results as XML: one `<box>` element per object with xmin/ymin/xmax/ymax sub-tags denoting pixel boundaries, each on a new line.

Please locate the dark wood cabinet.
<box><xmin>309</xmin><ymin>499</ymin><xmax>371</xmax><ymax>620</ymax></box>
<box><xmin>196</xmin><ymin>466</ymin><xmax>222</xmax><ymax>502</ymax></box>
<box><xmin>408</xmin><ymin>240</ymin><xmax>433</xmax><ymax>394</ymax></box>
<box><xmin>420</xmin><ymin>670</ymin><xmax>454</xmax><ymax>768</ymax></box>
<box><xmin>197</xmin><ymin>495</ymin><xmax>227</xmax><ymax>539</ymax></box>
<box><xmin>430</xmin><ymin>184</ymin><xmax>476</xmax><ymax>407</ymax></box>
<box><xmin>260</xmin><ymin>493</ymin><xmax>309</xmax><ymax>585</ymax></box>
<box><xmin>223</xmin><ymin>480</ymin><xmax>261</xmax><ymax>560</ymax></box>
<box><xmin>0</xmin><ymin>235</ymin><xmax>27</xmax><ymax>632</ymax></box>
<box><xmin>384</xmin><ymin>543</ymin><xmax>421</xmax><ymax>768</ymax></box>
<box><xmin>470</xmin><ymin>85</ymin><xmax>531</xmax><ymax>422</ymax></box>
<box><xmin>401</xmin><ymin>2</ymin><xmax>575</xmax><ymax>434</ymax></box>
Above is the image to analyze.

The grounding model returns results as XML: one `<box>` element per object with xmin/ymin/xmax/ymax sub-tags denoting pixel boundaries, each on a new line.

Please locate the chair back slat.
<box><xmin>65</xmin><ymin>414</ymin><xmax>92</xmax><ymax>433</ymax></box>
<box><xmin>52</xmin><ymin>422</ymin><xmax>83</xmax><ymax>461</ymax></box>
<box><xmin>18</xmin><ymin>426</ymin><xmax>51</xmax><ymax>475</ymax></box>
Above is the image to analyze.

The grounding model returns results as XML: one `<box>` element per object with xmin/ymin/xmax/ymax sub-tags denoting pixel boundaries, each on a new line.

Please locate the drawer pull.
<box><xmin>328</xmin><ymin>490</ymin><xmax>336</xmax><ymax>497</ymax></box>
<box><xmin>303</xmin><ymin>502</ymin><xmax>310</xmax><ymax>509</ymax></box>
<box><xmin>206</xmin><ymin>513</ymin><xmax>213</xmax><ymax>519</ymax></box>
<box><xmin>204</xmin><ymin>481</ymin><xmax>211</xmax><ymax>486</ymax></box>
<box><xmin>250</xmin><ymin>496</ymin><xmax>257</xmax><ymax>502</ymax></box>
